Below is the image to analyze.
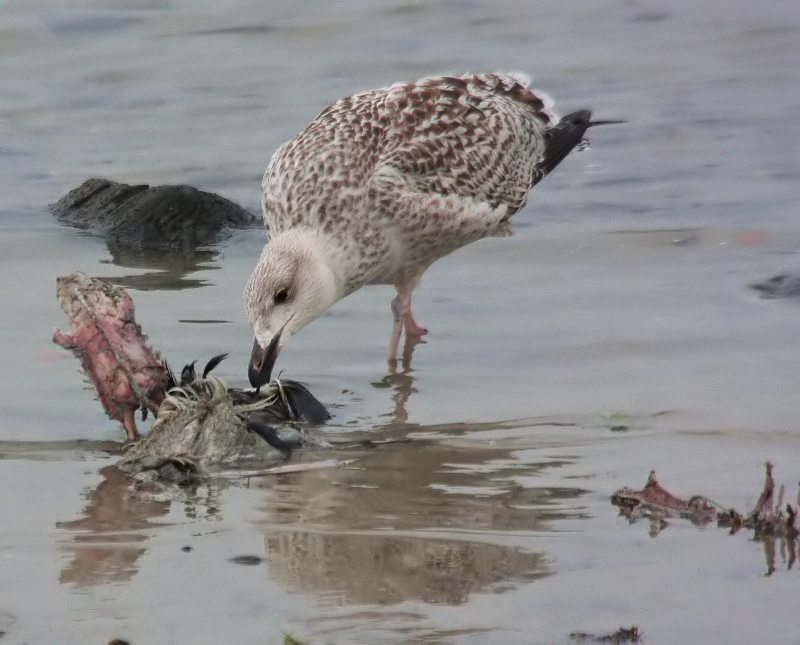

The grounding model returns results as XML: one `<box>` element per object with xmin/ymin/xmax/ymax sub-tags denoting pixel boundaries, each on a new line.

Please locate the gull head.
<box><xmin>244</xmin><ymin>229</ymin><xmax>340</xmax><ymax>388</ymax></box>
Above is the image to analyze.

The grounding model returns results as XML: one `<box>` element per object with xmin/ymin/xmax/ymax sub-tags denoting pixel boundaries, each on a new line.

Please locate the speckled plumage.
<box><xmin>245</xmin><ymin>72</ymin><xmax>605</xmax><ymax>367</ymax></box>
<box><xmin>262</xmin><ymin>72</ymin><xmax>557</xmax><ymax>291</ymax></box>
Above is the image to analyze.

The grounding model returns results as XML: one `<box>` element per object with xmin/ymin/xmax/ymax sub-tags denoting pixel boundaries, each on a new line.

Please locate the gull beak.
<box><xmin>248</xmin><ymin>333</ymin><xmax>281</xmax><ymax>389</ymax></box>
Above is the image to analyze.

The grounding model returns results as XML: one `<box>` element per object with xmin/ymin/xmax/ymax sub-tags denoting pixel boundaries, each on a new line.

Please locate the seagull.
<box><xmin>245</xmin><ymin>72</ymin><xmax>618</xmax><ymax>387</ymax></box>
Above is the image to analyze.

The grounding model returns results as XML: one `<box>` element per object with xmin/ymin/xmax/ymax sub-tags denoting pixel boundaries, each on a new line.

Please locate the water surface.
<box><xmin>2</xmin><ymin>1</ymin><xmax>800</xmax><ymax>642</ymax></box>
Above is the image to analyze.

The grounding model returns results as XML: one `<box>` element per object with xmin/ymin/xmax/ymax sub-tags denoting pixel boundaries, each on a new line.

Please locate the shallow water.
<box><xmin>2</xmin><ymin>1</ymin><xmax>800</xmax><ymax>643</ymax></box>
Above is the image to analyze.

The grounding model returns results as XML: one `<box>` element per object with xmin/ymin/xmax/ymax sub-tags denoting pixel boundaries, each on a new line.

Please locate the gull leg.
<box><xmin>404</xmin><ymin>301</ymin><xmax>428</xmax><ymax>337</ymax></box>
<box><xmin>389</xmin><ymin>285</ymin><xmax>428</xmax><ymax>361</ymax></box>
<box><xmin>388</xmin><ymin>294</ymin><xmax>404</xmax><ymax>362</ymax></box>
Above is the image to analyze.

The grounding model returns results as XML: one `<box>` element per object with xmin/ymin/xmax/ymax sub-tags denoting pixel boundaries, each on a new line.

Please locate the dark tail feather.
<box><xmin>541</xmin><ymin>110</ymin><xmax>624</xmax><ymax>177</ymax></box>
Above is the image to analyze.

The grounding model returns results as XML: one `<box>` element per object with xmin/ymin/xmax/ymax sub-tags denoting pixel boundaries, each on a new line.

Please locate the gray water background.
<box><xmin>1</xmin><ymin>1</ymin><xmax>799</xmax><ymax>643</ymax></box>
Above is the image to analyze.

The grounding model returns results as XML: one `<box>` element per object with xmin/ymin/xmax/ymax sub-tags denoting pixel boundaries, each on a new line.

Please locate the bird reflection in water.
<box><xmin>54</xmin><ymin>334</ymin><xmax>574</xmax><ymax>610</ymax></box>
<box><xmin>371</xmin><ymin>333</ymin><xmax>423</xmax><ymax>427</ymax></box>
<box><xmin>253</xmin><ymin>348</ymin><xmax>580</xmax><ymax>612</ymax></box>
<box><xmin>56</xmin><ymin>465</ymin><xmax>222</xmax><ymax>586</ymax></box>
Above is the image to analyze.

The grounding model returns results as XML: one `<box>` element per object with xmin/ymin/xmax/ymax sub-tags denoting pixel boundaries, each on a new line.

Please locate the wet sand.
<box><xmin>2</xmin><ymin>0</ymin><xmax>800</xmax><ymax>642</ymax></box>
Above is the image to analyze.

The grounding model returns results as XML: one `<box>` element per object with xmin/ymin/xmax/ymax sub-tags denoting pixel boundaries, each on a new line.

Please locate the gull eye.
<box><xmin>273</xmin><ymin>288</ymin><xmax>290</xmax><ymax>304</ymax></box>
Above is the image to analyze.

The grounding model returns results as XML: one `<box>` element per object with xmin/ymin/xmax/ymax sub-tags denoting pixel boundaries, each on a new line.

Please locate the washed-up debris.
<box><xmin>224</xmin><ymin>458</ymin><xmax>357</xmax><ymax>479</ymax></box>
<box><xmin>715</xmin><ymin>462</ymin><xmax>799</xmax><ymax>540</ymax></box>
<box><xmin>116</xmin><ymin>372</ymin><xmax>328</xmax><ymax>482</ymax></box>
<box><xmin>612</xmin><ymin>463</ymin><xmax>799</xmax><ymax>571</ymax></box>
<box><xmin>54</xmin><ymin>273</ymin><xmax>329</xmax><ymax>481</ymax></box>
<box><xmin>53</xmin><ymin>271</ymin><xmax>172</xmax><ymax>441</ymax></box>
<box><xmin>569</xmin><ymin>625</ymin><xmax>640</xmax><ymax>643</ymax></box>
<box><xmin>613</xmin><ymin>463</ymin><xmax>798</xmax><ymax>537</ymax></box>
<box><xmin>282</xmin><ymin>634</ymin><xmax>308</xmax><ymax>645</ymax></box>
<box><xmin>611</xmin><ymin>470</ymin><xmax>716</xmax><ymax>527</ymax></box>
<box><xmin>229</xmin><ymin>555</ymin><xmax>264</xmax><ymax>566</ymax></box>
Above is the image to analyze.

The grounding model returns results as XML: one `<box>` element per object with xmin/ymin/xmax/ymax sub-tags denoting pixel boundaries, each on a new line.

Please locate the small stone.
<box><xmin>229</xmin><ymin>555</ymin><xmax>263</xmax><ymax>566</ymax></box>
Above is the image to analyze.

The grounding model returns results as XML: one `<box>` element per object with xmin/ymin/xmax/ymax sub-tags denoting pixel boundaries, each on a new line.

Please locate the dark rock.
<box><xmin>750</xmin><ymin>273</ymin><xmax>800</xmax><ymax>299</ymax></box>
<box><xmin>51</xmin><ymin>177</ymin><xmax>258</xmax><ymax>250</ymax></box>
<box><xmin>229</xmin><ymin>555</ymin><xmax>263</xmax><ymax>565</ymax></box>
<box><xmin>569</xmin><ymin>626</ymin><xmax>640</xmax><ymax>643</ymax></box>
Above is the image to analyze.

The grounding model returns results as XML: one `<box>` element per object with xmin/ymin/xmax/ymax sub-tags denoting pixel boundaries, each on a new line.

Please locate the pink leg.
<box><xmin>403</xmin><ymin>303</ymin><xmax>428</xmax><ymax>337</ymax></box>
<box><xmin>388</xmin><ymin>287</ymin><xmax>428</xmax><ymax>361</ymax></box>
<box><xmin>388</xmin><ymin>316</ymin><xmax>403</xmax><ymax>362</ymax></box>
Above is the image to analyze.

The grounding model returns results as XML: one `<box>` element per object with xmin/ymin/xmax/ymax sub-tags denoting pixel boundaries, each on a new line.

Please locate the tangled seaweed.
<box><xmin>155</xmin><ymin>376</ymin><xmax>279</xmax><ymax>425</ymax></box>
<box><xmin>117</xmin><ymin>374</ymin><xmax>310</xmax><ymax>482</ymax></box>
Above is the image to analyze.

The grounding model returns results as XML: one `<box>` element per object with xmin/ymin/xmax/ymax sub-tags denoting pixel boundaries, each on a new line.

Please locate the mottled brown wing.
<box><xmin>263</xmin><ymin>73</ymin><xmax>561</xmax><ymax>235</ymax></box>
<box><xmin>262</xmin><ymin>87</ymin><xmax>387</xmax><ymax>234</ymax></box>
<box><xmin>376</xmin><ymin>73</ymin><xmax>556</xmax><ymax>216</ymax></box>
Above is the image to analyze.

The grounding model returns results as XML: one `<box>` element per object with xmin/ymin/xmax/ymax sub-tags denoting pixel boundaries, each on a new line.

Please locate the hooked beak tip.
<box><xmin>248</xmin><ymin>334</ymin><xmax>281</xmax><ymax>388</ymax></box>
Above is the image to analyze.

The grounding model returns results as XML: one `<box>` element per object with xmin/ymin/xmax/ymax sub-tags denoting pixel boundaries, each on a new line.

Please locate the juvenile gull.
<box><xmin>245</xmin><ymin>72</ymin><xmax>616</xmax><ymax>386</ymax></box>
